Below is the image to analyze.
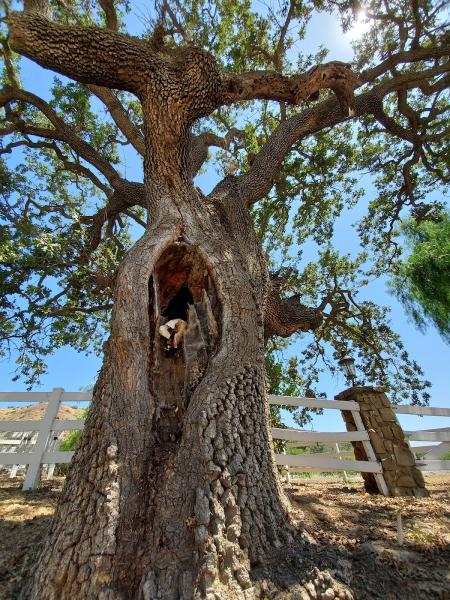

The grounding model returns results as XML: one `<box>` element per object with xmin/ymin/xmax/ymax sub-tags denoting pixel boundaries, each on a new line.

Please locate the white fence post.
<box><xmin>10</xmin><ymin>433</ymin><xmax>34</xmax><ymax>478</ymax></box>
<box><xmin>22</xmin><ymin>388</ymin><xmax>64</xmax><ymax>491</ymax></box>
<box><xmin>351</xmin><ymin>409</ymin><xmax>389</xmax><ymax>496</ymax></box>
<box><xmin>282</xmin><ymin>443</ymin><xmax>291</xmax><ymax>482</ymax></box>
<box><xmin>45</xmin><ymin>432</ymin><xmax>61</xmax><ymax>480</ymax></box>
<box><xmin>335</xmin><ymin>442</ymin><xmax>348</xmax><ymax>483</ymax></box>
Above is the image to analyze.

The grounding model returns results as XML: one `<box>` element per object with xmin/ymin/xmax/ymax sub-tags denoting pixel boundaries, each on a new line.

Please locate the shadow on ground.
<box><xmin>1</xmin><ymin>474</ymin><xmax>449</xmax><ymax>599</ymax></box>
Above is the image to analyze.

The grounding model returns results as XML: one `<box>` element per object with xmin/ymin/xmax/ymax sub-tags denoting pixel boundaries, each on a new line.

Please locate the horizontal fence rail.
<box><xmin>393</xmin><ymin>405</ymin><xmax>450</xmax><ymax>417</ymax></box>
<box><xmin>272</xmin><ymin>428</ymin><xmax>369</xmax><ymax>443</ymax></box>
<box><xmin>0</xmin><ymin>391</ymin><xmax>92</xmax><ymax>402</ymax></box>
<box><xmin>274</xmin><ymin>454</ymin><xmax>383</xmax><ymax>473</ymax></box>
<box><xmin>416</xmin><ymin>460</ymin><xmax>450</xmax><ymax>471</ymax></box>
<box><xmin>405</xmin><ymin>427</ymin><xmax>450</xmax><ymax>442</ymax></box>
<box><xmin>0</xmin><ymin>419</ymin><xmax>85</xmax><ymax>433</ymax></box>
<box><xmin>269</xmin><ymin>396</ymin><xmax>360</xmax><ymax>411</ymax></box>
<box><xmin>1</xmin><ymin>390</ymin><xmax>449</xmax><ymax>490</ymax></box>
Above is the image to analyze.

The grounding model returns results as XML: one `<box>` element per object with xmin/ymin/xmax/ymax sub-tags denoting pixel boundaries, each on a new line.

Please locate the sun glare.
<box><xmin>347</xmin><ymin>9</ymin><xmax>371</xmax><ymax>39</ymax></box>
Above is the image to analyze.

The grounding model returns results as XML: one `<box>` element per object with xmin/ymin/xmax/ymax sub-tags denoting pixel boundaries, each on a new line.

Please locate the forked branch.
<box><xmin>87</xmin><ymin>85</ymin><xmax>145</xmax><ymax>155</ymax></box>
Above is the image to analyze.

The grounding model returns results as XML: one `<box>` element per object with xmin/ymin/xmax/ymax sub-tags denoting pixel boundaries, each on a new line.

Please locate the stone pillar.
<box><xmin>336</xmin><ymin>386</ymin><xmax>429</xmax><ymax>497</ymax></box>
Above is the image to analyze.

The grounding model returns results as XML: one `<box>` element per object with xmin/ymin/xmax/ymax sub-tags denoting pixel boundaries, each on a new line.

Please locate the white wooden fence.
<box><xmin>0</xmin><ymin>389</ymin><xmax>87</xmax><ymax>490</ymax></box>
<box><xmin>1</xmin><ymin>390</ymin><xmax>449</xmax><ymax>491</ymax></box>
<box><xmin>270</xmin><ymin>396</ymin><xmax>450</xmax><ymax>492</ymax></box>
<box><xmin>393</xmin><ymin>404</ymin><xmax>450</xmax><ymax>472</ymax></box>
<box><xmin>270</xmin><ymin>395</ymin><xmax>389</xmax><ymax>495</ymax></box>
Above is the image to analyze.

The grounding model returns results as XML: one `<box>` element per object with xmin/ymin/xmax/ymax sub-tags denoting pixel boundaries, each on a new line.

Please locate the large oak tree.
<box><xmin>1</xmin><ymin>0</ymin><xmax>449</xmax><ymax>598</ymax></box>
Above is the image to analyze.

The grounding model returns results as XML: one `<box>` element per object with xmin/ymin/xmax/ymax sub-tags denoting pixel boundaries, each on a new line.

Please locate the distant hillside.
<box><xmin>0</xmin><ymin>403</ymin><xmax>84</xmax><ymax>421</ymax></box>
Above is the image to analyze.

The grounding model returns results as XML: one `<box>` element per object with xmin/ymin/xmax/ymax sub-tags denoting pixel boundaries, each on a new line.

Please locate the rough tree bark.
<box><xmin>8</xmin><ymin>7</ymin><xmax>359</xmax><ymax>599</ymax></box>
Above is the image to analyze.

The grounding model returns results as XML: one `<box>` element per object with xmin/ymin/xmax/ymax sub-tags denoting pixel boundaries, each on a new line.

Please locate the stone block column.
<box><xmin>335</xmin><ymin>386</ymin><xmax>429</xmax><ymax>497</ymax></box>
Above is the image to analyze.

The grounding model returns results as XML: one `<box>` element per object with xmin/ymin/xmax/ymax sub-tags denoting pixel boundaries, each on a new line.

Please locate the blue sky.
<box><xmin>1</xmin><ymin>4</ymin><xmax>449</xmax><ymax>439</ymax></box>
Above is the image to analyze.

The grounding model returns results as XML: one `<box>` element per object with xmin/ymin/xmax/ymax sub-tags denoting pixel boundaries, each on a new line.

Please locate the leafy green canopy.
<box><xmin>389</xmin><ymin>213</ymin><xmax>450</xmax><ymax>343</ymax></box>
<box><xmin>0</xmin><ymin>0</ymin><xmax>448</xmax><ymax>410</ymax></box>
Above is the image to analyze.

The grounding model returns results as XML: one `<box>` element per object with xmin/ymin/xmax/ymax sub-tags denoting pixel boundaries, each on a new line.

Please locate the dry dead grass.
<box><xmin>0</xmin><ymin>475</ymin><xmax>64</xmax><ymax>599</ymax></box>
<box><xmin>286</xmin><ymin>474</ymin><xmax>450</xmax><ymax>550</ymax></box>
<box><xmin>0</xmin><ymin>403</ymin><xmax>83</xmax><ymax>421</ymax></box>
<box><xmin>0</xmin><ymin>473</ymin><xmax>449</xmax><ymax>599</ymax></box>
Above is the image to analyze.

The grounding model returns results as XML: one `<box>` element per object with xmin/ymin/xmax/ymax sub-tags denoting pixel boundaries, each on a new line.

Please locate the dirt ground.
<box><xmin>0</xmin><ymin>473</ymin><xmax>449</xmax><ymax>599</ymax></box>
<box><xmin>281</xmin><ymin>474</ymin><xmax>450</xmax><ymax>599</ymax></box>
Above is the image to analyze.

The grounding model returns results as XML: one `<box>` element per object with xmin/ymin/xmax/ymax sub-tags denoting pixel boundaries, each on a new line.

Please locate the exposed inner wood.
<box><xmin>152</xmin><ymin>241</ymin><xmax>220</xmax><ymax>359</ymax></box>
<box><xmin>147</xmin><ymin>242</ymin><xmax>221</xmax><ymax>479</ymax></box>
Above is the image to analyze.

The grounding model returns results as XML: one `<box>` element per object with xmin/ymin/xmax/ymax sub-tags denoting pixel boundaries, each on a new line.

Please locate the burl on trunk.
<box><xmin>8</xmin><ymin>7</ymin><xmax>359</xmax><ymax>599</ymax></box>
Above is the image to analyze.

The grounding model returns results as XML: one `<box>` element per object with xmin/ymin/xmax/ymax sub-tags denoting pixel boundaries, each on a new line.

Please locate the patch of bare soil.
<box><xmin>275</xmin><ymin>474</ymin><xmax>450</xmax><ymax>599</ymax></box>
<box><xmin>0</xmin><ymin>474</ymin><xmax>449</xmax><ymax>599</ymax></box>
<box><xmin>0</xmin><ymin>476</ymin><xmax>64</xmax><ymax>600</ymax></box>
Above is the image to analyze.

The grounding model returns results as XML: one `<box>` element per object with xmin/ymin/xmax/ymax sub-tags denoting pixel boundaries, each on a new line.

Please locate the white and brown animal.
<box><xmin>159</xmin><ymin>318</ymin><xmax>187</xmax><ymax>350</ymax></box>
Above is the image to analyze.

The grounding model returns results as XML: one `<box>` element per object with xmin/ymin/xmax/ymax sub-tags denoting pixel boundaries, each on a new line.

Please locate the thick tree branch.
<box><xmin>376</xmin><ymin>61</ymin><xmax>450</xmax><ymax>96</ymax></box>
<box><xmin>211</xmin><ymin>57</ymin><xmax>450</xmax><ymax>205</ymax></box>
<box><xmin>210</xmin><ymin>91</ymin><xmax>379</xmax><ymax>205</ymax></box>
<box><xmin>8</xmin><ymin>11</ymin><xmax>362</xmax><ymax>128</ymax></box>
<box><xmin>372</xmin><ymin>97</ymin><xmax>449</xmax><ymax>147</ymax></box>
<box><xmin>8</xmin><ymin>13</ymin><xmax>153</xmax><ymax>93</ymax></box>
<box><xmin>98</xmin><ymin>0</ymin><xmax>119</xmax><ymax>31</ymax></box>
<box><xmin>264</xmin><ymin>273</ymin><xmax>323</xmax><ymax>340</ymax></box>
<box><xmin>361</xmin><ymin>41</ymin><xmax>450</xmax><ymax>84</ymax></box>
<box><xmin>372</xmin><ymin>106</ymin><xmax>417</xmax><ymax>144</ymax></box>
<box><xmin>221</xmin><ymin>62</ymin><xmax>360</xmax><ymax>114</ymax></box>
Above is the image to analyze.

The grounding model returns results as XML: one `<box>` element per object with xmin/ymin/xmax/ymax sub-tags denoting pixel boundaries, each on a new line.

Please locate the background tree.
<box><xmin>389</xmin><ymin>212</ymin><xmax>450</xmax><ymax>343</ymax></box>
<box><xmin>0</xmin><ymin>0</ymin><xmax>449</xmax><ymax>598</ymax></box>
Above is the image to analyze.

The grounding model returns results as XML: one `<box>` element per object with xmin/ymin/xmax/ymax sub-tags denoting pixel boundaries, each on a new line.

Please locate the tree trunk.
<box><xmin>23</xmin><ymin>182</ymin><xmax>293</xmax><ymax>600</ymax></box>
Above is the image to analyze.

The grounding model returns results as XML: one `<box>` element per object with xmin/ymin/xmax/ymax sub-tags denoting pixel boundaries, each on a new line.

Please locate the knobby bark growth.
<box><xmin>4</xmin><ymin>2</ymin><xmax>448</xmax><ymax>599</ymax></box>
